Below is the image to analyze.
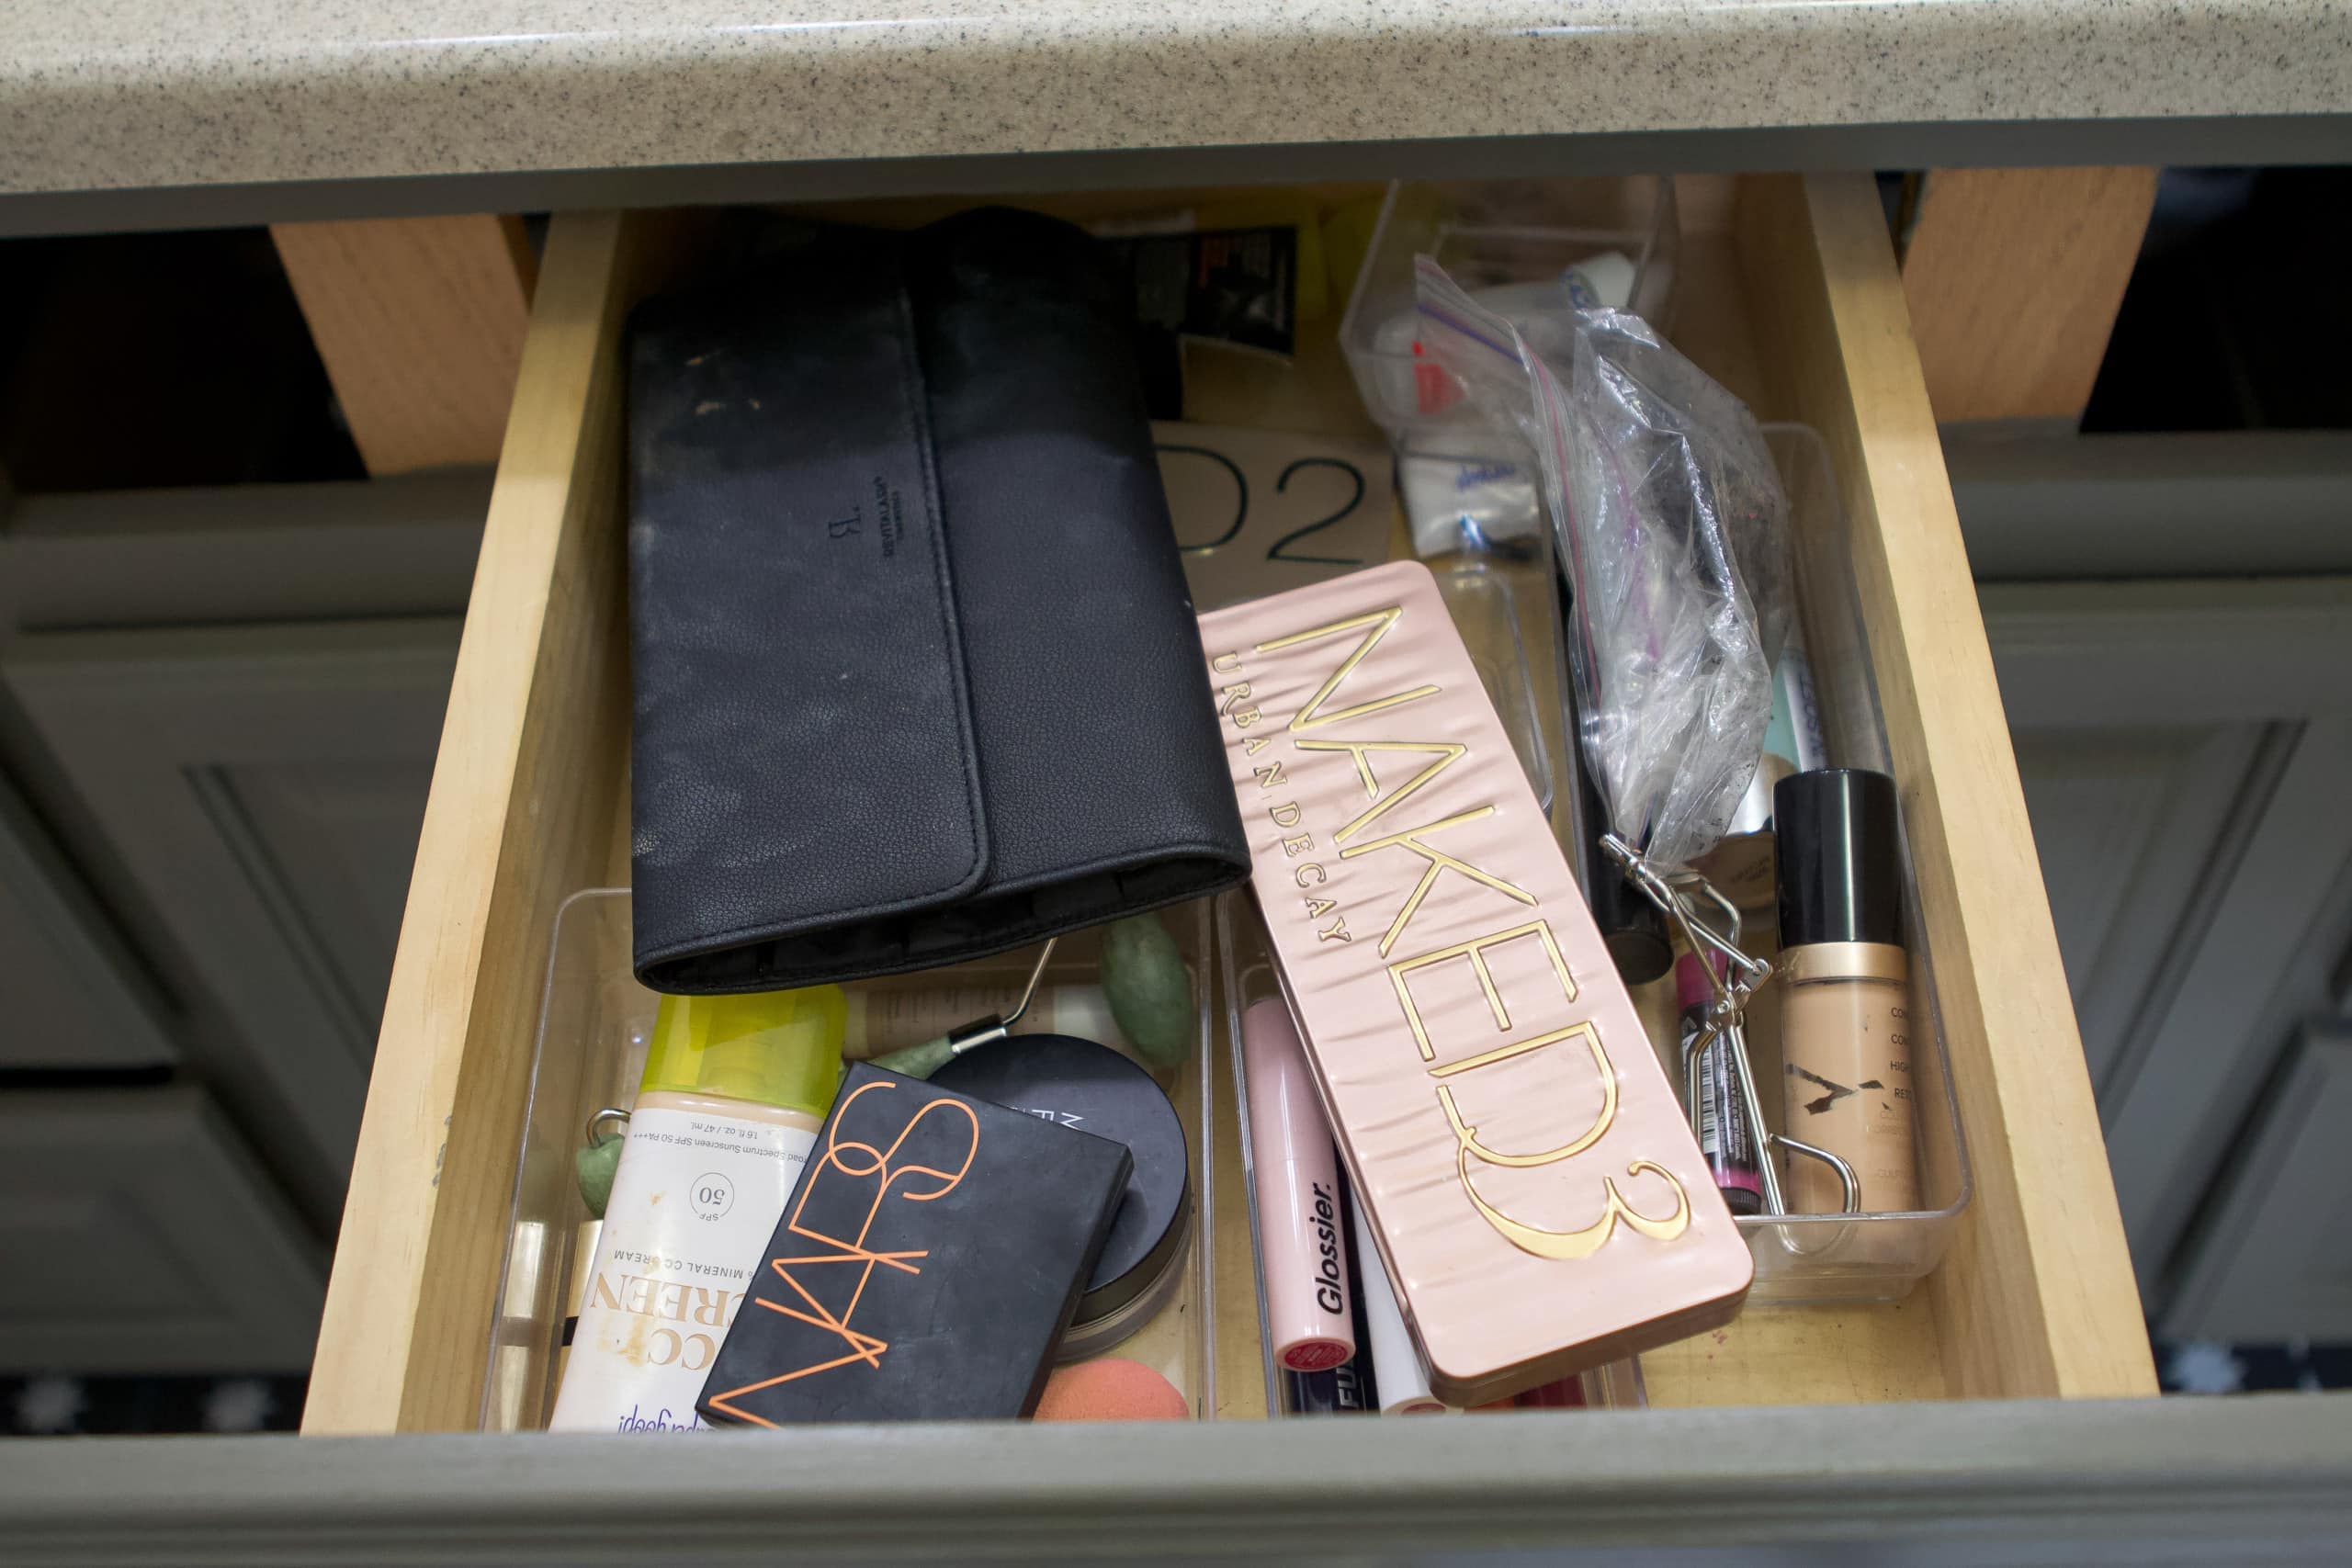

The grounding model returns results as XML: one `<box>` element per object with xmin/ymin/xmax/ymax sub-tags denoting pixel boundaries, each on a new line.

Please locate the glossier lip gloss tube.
<box><xmin>1285</xmin><ymin>1175</ymin><xmax>1388</xmax><ymax>1416</ymax></box>
<box><xmin>1240</xmin><ymin>998</ymin><xmax>1356</xmax><ymax>1373</ymax></box>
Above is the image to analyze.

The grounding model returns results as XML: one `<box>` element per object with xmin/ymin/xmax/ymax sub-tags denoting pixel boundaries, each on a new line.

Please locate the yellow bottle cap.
<box><xmin>641</xmin><ymin>987</ymin><xmax>846</xmax><ymax>1118</ymax></box>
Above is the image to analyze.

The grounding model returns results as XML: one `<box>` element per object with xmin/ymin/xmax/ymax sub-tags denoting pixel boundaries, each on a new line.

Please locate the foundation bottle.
<box><xmin>1773</xmin><ymin>769</ymin><xmax>1918</xmax><ymax>1214</ymax></box>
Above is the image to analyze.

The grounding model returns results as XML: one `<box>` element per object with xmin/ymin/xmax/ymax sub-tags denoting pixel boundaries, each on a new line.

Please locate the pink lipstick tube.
<box><xmin>1240</xmin><ymin>998</ymin><xmax>1357</xmax><ymax>1373</ymax></box>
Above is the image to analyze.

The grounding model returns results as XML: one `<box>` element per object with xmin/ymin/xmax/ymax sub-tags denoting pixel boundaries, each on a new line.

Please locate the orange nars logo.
<box><xmin>702</xmin><ymin>1079</ymin><xmax>979</xmax><ymax>1427</ymax></box>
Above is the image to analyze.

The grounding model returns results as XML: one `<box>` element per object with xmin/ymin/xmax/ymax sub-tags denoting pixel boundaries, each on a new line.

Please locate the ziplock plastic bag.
<box><xmin>1414</xmin><ymin>256</ymin><xmax>1792</xmax><ymax>869</ymax></box>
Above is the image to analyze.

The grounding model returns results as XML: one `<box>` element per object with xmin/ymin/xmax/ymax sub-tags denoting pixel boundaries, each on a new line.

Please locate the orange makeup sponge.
<box><xmin>1034</xmin><ymin>1358</ymin><xmax>1191</xmax><ymax>1422</ymax></box>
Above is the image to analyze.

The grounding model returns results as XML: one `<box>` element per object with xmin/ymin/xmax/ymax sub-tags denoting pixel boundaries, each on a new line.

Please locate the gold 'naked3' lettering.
<box><xmin>1257</xmin><ymin>605</ymin><xmax>1532</xmax><ymax>955</ymax></box>
<box><xmin>1391</xmin><ymin>920</ymin><xmax>1691</xmax><ymax>1258</ymax></box>
<box><xmin>1245</xmin><ymin>595</ymin><xmax>1692</xmax><ymax>1263</ymax></box>
<box><xmin>1458</xmin><ymin>1158</ymin><xmax>1691</xmax><ymax>1259</ymax></box>
<box><xmin>1256</xmin><ymin>606</ymin><xmax>1440</xmax><ymax>733</ymax></box>
<box><xmin>1431</xmin><ymin>1020</ymin><xmax>1615</xmax><ymax>1167</ymax></box>
<box><xmin>1295</xmin><ymin>739</ymin><xmax>1466</xmax><ymax>845</ymax></box>
<box><xmin>1341</xmin><ymin>809</ymin><xmax>1534</xmax><ymax>956</ymax></box>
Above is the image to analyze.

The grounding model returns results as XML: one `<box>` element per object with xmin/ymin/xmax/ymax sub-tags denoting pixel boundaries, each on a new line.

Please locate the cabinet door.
<box><xmin>1</xmin><ymin>621</ymin><xmax>458</xmax><ymax>1220</ymax></box>
<box><xmin>2008</xmin><ymin>723</ymin><xmax>2267</xmax><ymax>1096</ymax></box>
<box><xmin>0</xmin><ymin>1088</ymin><xmax>323</xmax><ymax>1373</ymax></box>
<box><xmin>1985</xmin><ymin>580</ymin><xmax>2352</xmax><ymax>1297</ymax></box>
<box><xmin>2164</xmin><ymin>1026</ymin><xmax>2352</xmax><ymax>1343</ymax></box>
<box><xmin>0</xmin><ymin>771</ymin><xmax>178</xmax><ymax>1069</ymax></box>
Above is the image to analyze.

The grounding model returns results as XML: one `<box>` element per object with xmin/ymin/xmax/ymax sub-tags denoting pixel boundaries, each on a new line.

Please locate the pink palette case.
<box><xmin>1199</xmin><ymin>560</ymin><xmax>1751</xmax><ymax>1404</ymax></box>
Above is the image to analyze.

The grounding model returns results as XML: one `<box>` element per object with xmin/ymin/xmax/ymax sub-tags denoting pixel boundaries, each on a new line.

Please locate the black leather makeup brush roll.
<box><xmin>627</xmin><ymin>209</ymin><xmax>1250</xmax><ymax>993</ymax></box>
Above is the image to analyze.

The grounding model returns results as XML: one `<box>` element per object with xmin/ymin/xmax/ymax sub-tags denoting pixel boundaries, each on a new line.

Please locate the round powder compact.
<box><xmin>932</xmin><ymin>1033</ymin><xmax>1193</xmax><ymax>1360</ymax></box>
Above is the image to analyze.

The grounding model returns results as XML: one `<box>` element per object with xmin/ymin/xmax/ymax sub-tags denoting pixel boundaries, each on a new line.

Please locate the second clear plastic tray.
<box><xmin>1225</xmin><ymin>423</ymin><xmax>1972</xmax><ymax>1311</ymax></box>
<box><xmin>1724</xmin><ymin>425</ymin><xmax>1973</xmax><ymax>1300</ymax></box>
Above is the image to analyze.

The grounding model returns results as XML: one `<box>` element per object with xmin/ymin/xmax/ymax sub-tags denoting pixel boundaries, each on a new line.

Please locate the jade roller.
<box><xmin>573</xmin><ymin>1108</ymin><xmax>629</xmax><ymax>1218</ymax></box>
<box><xmin>577</xmin><ymin>916</ymin><xmax>1201</xmax><ymax>1190</ymax></box>
<box><xmin>872</xmin><ymin>916</ymin><xmax>1198</xmax><ymax>1079</ymax></box>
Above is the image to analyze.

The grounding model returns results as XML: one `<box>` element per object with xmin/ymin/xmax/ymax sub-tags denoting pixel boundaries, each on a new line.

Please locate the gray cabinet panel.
<box><xmin>6</xmin><ymin>1397</ymin><xmax>2351</xmax><ymax>1564</ymax></box>
<box><xmin>2095</xmin><ymin>719</ymin><xmax>2352</xmax><ymax>1297</ymax></box>
<box><xmin>0</xmin><ymin>1087</ymin><xmax>323</xmax><ymax>1372</ymax></box>
<box><xmin>2165</xmin><ymin>1028</ymin><xmax>2352</xmax><ymax>1343</ymax></box>
<box><xmin>2011</xmin><ymin>724</ymin><xmax>2264</xmax><ymax>1094</ymax></box>
<box><xmin>1948</xmin><ymin>427</ymin><xmax>2352</xmax><ymax>581</ymax></box>
<box><xmin>0</xmin><ymin>771</ymin><xmax>178</xmax><ymax>1069</ymax></box>
<box><xmin>0</xmin><ymin>620</ymin><xmax>459</xmax><ymax>1215</ymax></box>
<box><xmin>221</xmin><ymin>757</ymin><xmax>438</xmax><ymax>1034</ymax></box>
<box><xmin>1987</xmin><ymin>579</ymin><xmax>2352</xmax><ymax>1303</ymax></box>
<box><xmin>0</xmin><ymin>472</ymin><xmax>488</xmax><ymax>633</ymax></box>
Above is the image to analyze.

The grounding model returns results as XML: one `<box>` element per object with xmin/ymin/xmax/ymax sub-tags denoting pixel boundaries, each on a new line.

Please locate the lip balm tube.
<box><xmin>1240</xmin><ymin>998</ymin><xmax>1355</xmax><ymax>1373</ymax></box>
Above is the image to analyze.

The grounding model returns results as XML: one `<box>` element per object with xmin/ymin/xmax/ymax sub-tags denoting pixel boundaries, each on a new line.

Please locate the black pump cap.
<box><xmin>1572</xmin><ymin>745</ymin><xmax>1672</xmax><ymax>985</ymax></box>
<box><xmin>1594</xmin><ymin>872</ymin><xmax>1674</xmax><ymax>986</ymax></box>
<box><xmin>1774</xmin><ymin>769</ymin><xmax>1903</xmax><ymax>948</ymax></box>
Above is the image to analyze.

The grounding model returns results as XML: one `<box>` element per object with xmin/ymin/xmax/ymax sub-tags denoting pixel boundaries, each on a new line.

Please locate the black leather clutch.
<box><xmin>626</xmin><ymin>209</ymin><xmax>1250</xmax><ymax>992</ymax></box>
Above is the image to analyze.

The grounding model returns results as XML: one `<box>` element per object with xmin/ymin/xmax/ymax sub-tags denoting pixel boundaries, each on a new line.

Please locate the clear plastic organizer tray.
<box><xmin>483</xmin><ymin>891</ymin><xmax>1217</xmax><ymax>1430</ymax></box>
<box><xmin>1740</xmin><ymin>423</ymin><xmax>1975</xmax><ymax>1297</ymax></box>
<box><xmin>1339</xmin><ymin>176</ymin><xmax>1679</xmax><ymax>446</ymax></box>
<box><xmin>1229</xmin><ymin>423</ymin><xmax>1972</xmax><ymax>1314</ymax></box>
<box><xmin>1726</xmin><ymin>423</ymin><xmax>1974</xmax><ymax>1301</ymax></box>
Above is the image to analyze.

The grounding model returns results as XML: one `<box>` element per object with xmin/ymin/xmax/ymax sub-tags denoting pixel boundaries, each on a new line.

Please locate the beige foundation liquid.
<box><xmin>1779</xmin><ymin>944</ymin><xmax>1917</xmax><ymax>1213</ymax></box>
<box><xmin>1772</xmin><ymin>769</ymin><xmax>1920</xmax><ymax>1215</ymax></box>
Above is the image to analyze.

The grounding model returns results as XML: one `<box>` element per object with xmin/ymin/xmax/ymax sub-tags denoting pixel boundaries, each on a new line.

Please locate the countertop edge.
<box><xmin>3</xmin><ymin>3</ymin><xmax>2348</xmax><ymax>200</ymax></box>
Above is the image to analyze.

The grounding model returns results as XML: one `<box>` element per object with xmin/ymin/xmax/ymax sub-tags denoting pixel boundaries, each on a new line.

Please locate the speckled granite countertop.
<box><xmin>3</xmin><ymin>1</ymin><xmax>2346</xmax><ymax>197</ymax></box>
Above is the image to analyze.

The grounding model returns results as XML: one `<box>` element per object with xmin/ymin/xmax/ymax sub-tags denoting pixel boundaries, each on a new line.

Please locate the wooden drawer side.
<box><xmin>306</xmin><ymin>212</ymin><xmax>639</xmax><ymax>1433</ymax></box>
<box><xmin>1734</xmin><ymin>174</ymin><xmax>2154</xmax><ymax>1401</ymax></box>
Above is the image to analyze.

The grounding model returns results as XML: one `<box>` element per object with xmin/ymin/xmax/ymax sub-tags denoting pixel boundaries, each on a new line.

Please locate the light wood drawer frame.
<box><xmin>305</xmin><ymin>175</ymin><xmax>2152</xmax><ymax>1435</ymax></box>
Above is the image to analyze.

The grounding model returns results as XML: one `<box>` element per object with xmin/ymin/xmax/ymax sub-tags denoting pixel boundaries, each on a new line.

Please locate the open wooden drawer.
<box><xmin>305</xmin><ymin>174</ymin><xmax>2153</xmax><ymax>1445</ymax></box>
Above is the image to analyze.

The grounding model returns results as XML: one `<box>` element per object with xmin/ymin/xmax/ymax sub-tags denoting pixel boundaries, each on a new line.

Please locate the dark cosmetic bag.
<box><xmin>627</xmin><ymin>209</ymin><xmax>1250</xmax><ymax>992</ymax></box>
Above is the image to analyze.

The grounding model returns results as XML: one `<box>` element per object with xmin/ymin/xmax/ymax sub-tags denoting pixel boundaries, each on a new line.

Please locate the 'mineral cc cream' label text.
<box><xmin>1209</xmin><ymin>603</ymin><xmax>1690</xmax><ymax>1261</ymax></box>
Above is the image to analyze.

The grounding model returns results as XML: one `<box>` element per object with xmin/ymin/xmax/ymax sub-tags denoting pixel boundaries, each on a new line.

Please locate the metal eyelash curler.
<box><xmin>1600</xmin><ymin>833</ymin><xmax>1861</xmax><ymax>1222</ymax></box>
